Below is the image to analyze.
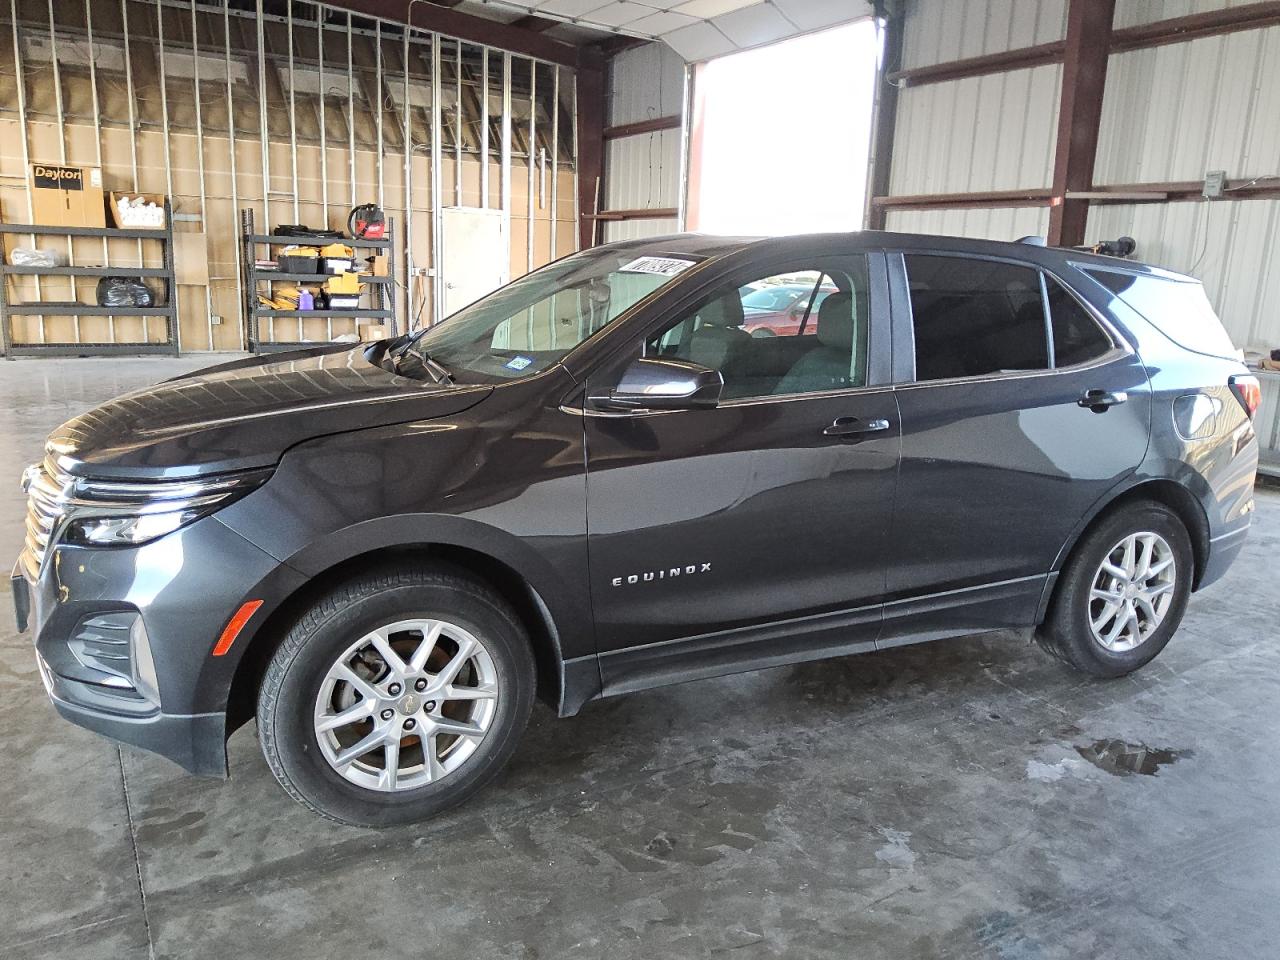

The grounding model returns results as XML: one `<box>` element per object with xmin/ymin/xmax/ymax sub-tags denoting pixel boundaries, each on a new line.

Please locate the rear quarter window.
<box><xmin>1085</xmin><ymin>269</ymin><xmax>1238</xmax><ymax>360</ymax></box>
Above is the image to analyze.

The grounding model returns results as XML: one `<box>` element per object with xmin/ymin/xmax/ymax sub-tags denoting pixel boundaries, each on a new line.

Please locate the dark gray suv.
<box><xmin>13</xmin><ymin>232</ymin><xmax>1260</xmax><ymax>825</ymax></box>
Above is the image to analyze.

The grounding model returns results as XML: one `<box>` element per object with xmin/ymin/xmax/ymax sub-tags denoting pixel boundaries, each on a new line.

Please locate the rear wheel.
<box><xmin>257</xmin><ymin>567</ymin><xmax>534</xmax><ymax>826</ymax></box>
<box><xmin>1037</xmin><ymin>501</ymin><xmax>1193</xmax><ymax>677</ymax></box>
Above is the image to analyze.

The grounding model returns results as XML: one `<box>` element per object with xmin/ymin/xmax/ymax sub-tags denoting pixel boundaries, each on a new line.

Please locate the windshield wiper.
<box><xmin>419</xmin><ymin>352</ymin><xmax>454</xmax><ymax>384</ymax></box>
<box><xmin>389</xmin><ymin>327</ymin><xmax>429</xmax><ymax>360</ymax></box>
<box><xmin>385</xmin><ymin>342</ymin><xmax>454</xmax><ymax>384</ymax></box>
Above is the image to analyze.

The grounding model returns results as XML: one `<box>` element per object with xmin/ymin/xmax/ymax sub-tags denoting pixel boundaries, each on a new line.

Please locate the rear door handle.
<box><xmin>1078</xmin><ymin>389</ymin><xmax>1128</xmax><ymax>412</ymax></box>
<box><xmin>823</xmin><ymin>417</ymin><xmax>891</xmax><ymax>439</ymax></box>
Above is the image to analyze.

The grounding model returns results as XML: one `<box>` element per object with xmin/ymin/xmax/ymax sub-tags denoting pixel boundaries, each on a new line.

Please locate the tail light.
<box><xmin>1229</xmin><ymin>374</ymin><xmax>1261</xmax><ymax>419</ymax></box>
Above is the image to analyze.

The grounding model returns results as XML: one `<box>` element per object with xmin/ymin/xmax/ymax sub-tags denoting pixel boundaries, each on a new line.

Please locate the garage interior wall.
<box><xmin>598</xmin><ymin>41</ymin><xmax>684</xmax><ymax>244</ymax></box>
<box><xmin>880</xmin><ymin>0</ymin><xmax>1280</xmax><ymax>357</ymax></box>
<box><xmin>0</xmin><ymin>0</ymin><xmax>577</xmax><ymax>352</ymax></box>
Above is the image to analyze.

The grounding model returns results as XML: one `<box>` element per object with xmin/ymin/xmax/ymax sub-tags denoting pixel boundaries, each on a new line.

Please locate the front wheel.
<box><xmin>257</xmin><ymin>567</ymin><xmax>535</xmax><ymax>826</ymax></box>
<box><xmin>1036</xmin><ymin>501</ymin><xmax>1194</xmax><ymax>678</ymax></box>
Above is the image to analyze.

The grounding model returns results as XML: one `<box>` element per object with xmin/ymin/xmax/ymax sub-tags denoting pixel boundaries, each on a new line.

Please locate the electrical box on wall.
<box><xmin>1203</xmin><ymin>170</ymin><xmax>1227</xmax><ymax>198</ymax></box>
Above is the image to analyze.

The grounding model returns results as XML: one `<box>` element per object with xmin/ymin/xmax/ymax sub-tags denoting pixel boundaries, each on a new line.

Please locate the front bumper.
<box><xmin>14</xmin><ymin>515</ymin><xmax>303</xmax><ymax>777</ymax></box>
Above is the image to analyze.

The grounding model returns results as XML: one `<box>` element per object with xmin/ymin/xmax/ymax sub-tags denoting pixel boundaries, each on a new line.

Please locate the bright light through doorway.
<box><xmin>688</xmin><ymin>21</ymin><xmax>880</xmax><ymax>237</ymax></box>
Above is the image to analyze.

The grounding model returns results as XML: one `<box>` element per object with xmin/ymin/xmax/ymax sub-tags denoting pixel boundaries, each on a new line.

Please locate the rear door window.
<box><xmin>905</xmin><ymin>255</ymin><xmax>1049</xmax><ymax>381</ymax></box>
<box><xmin>1085</xmin><ymin>269</ymin><xmax>1238</xmax><ymax>359</ymax></box>
<box><xmin>1047</xmin><ymin>277</ymin><xmax>1113</xmax><ymax>366</ymax></box>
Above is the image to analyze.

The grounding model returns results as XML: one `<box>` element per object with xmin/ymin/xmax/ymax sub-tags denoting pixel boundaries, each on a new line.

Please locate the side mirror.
<box><xmin>591</xmin><ymin>356</ymin><xmax>724</xmax><ymax>412</ymax></box>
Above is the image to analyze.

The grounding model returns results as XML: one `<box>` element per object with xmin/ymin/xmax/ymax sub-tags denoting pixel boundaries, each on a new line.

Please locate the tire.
<box><xmin>1036</xmin><ymin>501</ymin><xmax>1194</xmax><ymax>678</ymax></box>
<box><xmin>257</xmin><ymin>566</ymin><xmax>535</xmax><ymax>827</ymax></box>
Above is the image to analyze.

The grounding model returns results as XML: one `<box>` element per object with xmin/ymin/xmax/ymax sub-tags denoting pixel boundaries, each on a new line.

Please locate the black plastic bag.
<box><xmin>96</xmin><ymin>276</ymin><xmax>154</xmax><ymax>308</ymax></box>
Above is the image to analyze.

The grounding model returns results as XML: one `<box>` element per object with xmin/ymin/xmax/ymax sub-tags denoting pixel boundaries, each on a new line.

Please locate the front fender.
<box><xmin>275</xmin><ymin>512</ymin><xmax>595</xmax><ymax>662</ymax></box>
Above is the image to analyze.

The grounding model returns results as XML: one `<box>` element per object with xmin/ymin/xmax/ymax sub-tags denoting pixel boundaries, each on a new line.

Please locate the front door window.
<box><xmin>645</xmin><ymin>258</ymin><xmax>872</xmax><ymax>401</ymax></box>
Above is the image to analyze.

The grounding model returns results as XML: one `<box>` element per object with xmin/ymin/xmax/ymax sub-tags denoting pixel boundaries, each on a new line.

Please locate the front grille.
<box><xmin>20</xmin><ymin>456</ymin><xmax>72</xmax><ymax>579</ymax></box>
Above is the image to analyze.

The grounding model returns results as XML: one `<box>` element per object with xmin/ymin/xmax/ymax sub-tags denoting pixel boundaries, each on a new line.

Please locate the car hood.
<box><xmin>45</xmin><ymin>345</ymin><xmax>493</xmax><ymax>478</ymax></box>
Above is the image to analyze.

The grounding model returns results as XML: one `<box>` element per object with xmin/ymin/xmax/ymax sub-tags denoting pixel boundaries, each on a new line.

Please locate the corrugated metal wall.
<box><xmin>1091</xmin><ymin>20</ymin><xmax>1280</xmax><ymax>351</ymax></box>
<box><xmin>889</xmin><ymin>64</ymin><xmax>1061</xmax><ymax>197</ymax></box>
<box><xmin>887</xmin><ymin>0</ymin><xmax>1065</xmax><ymax>242</ymax></box>
<box><xmin>1114</xmin><ymin>0</ymin><xmax>1258</xmax><ymax>29</ymax></box>
<box><xmin>1087</xmin><ymin>199</ymin><xmax>1280</xmax><ymax>350</ymax></box>
<box><xmin>888</xmin><ymin>0</ymin><xmax>1280</xmax><ymax>353</ymax></box>
<box><xmin>884</xmin><ymin>206</ymin><xmax>1051</xmax><ymax>240</ymax></box>
<box><xmin>604</xmin><ymin>130</ymin><xmax>681</xmax><ymax>215</ymax></box>
<box><xmin>600</xmin><ymin>42</ymin><xmax>684</xmax><ymax>245</ymax></box>
<box><xmin>1095</xmin><ymin>26</ymin><xmax>1280</xmax><ymax>185</ymax></box>
<box><xmin>608</xmin><ymin>41</ymin><xmax>684</xmax><ymax>125</ymax></box>
<box><xmin>900</xmin><ymin>0</ymin><xmax>1066</xmax><ymax>69</ymax></box>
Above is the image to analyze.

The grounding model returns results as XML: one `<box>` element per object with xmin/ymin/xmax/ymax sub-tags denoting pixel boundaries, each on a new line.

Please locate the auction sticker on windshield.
<box><xmin>619</xmin><ymin>256</ymin><xmax>696</xmax><ymax>276</ymax></box>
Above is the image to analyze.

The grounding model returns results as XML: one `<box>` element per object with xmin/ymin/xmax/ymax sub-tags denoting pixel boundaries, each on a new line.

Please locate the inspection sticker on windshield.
<box><xmin>619</xmin><ymin>256</ymin><xmax>695</xmax><ymax>277</ymax></box>
<box><xmin>505</xmin><ymin>355</ymin><xmax>534</xmax><ymax>371</ymax></box>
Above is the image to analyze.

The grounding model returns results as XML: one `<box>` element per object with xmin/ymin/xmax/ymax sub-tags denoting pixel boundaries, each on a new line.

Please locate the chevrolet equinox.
<box><xmin>14</xmin><ymin>232</ymin><xmax>1260</xmax><ymax>825</ymax></box>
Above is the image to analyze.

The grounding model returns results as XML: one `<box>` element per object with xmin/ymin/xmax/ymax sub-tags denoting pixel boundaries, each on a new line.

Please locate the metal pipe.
<box><xmin>551</xmin><ymin>66</ymin><xmax>559</xmax><ymax>262</ymax></box>
<box><xmin>84</xmin><ymin>0</ymin><xmax>112</xmax><ymax>343</ymax></box>
<box><xmin>375</xmin><ymin>20</ymin><xmax>383</xmax><ymax>209</ymax></box>
<box><xmin>120</xmin><ymin>0</ymin><xmax>145</xmax><ymax>339</ymax></box>
<box><xmin>402</xmin><ymin>28</ymin><xmax>412</xmax><ymax>329</ymax></box>
<box><xmin>481</xmin><ymin>47</ymin><xmax>489</xmax><ymax>208</ymax></box>
<box><xmin>501</xmin><ymin>52</ymin><xmax>512</xmax><ymax>284</ymax></box>
<box><xmin>677</xmin><ymin>62</ymin><xmax>694</xmax><ymax>231</ymax></box>
<box><xmin>256</xmin><ymin>0</ymin><xmax>271</xmax><ymax>223</ymax></box>
<box><xmin>571</xmin><ymin>70</ymin><xmax>579</xmax><ymax>252</ymax></box>
<box><xmin>256</xmin><ymin>0</ymin><xmax>272</xmax><ymax>341</ymax></box>
<box><xmin>10</xmin><ymin>0</ymin><xmax>42</xmax><ymax>344</ymax></box>
<box><xmin>347</xmin><ymin>11</ymin><xmax>356</xmax><ymax>211</ymax></box>
<box><xmin>191</xmin><ymin>0</ymin><xmax>213</xmax><ymax>351</ymax></box>
<box><xmin>431</xmin><ymin>33</ymin><xmax>443</xmax><ymax>326</ymax></box>
<box><xmin>527</xmin><ymin>60</ymin><xmax>535</xmax><ymax>275</ymax></box>
<box><xmin>45</xmin><ymin>0</ymin><xmax>78</xmax><ymax>343</ymax></box>
<box><xmin>287</xmin><ymin>0</ymin><xmax>299</xmax><ymax>225</ymax></box>
<box><xmin>454</xmin><ymin>41</ymin><xmax>462</xmax><ymax>207</ymax></box>
<box><xmin>224</xmin><ymin>0</ymin><xmax>245</xmax><ymax>351</ymax></box>
<box><xmin>317</xmin><ymin>6</ymin><xmax>328</xmax><ymax>230</ymax></box>
<box><xmin>155</xmin><ymin>0</ymin><xmax>180</xmax><ymax>351</ymax></box>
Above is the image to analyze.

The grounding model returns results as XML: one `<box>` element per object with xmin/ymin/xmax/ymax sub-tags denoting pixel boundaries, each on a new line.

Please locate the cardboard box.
<box><xmin>324</xmin><ymin>272</ymin><xmax>361</xmax><ymax>295</ymax></box>
<box><xmin>30</xmin><ymin>163</ymin><xmax>106</xmax><ymax>228</ymax></box>
<box><xmin>368</xmin><ymin>254</ymin><xmax>389</xmax><ymax>277</ymax></box>
<box><xmin>360</xmin><ymin>324</ymin><xmax>390</xmax><ymax>342</ymax></box>
<box><xmin>108</xmin><ymin>192</ymin><xmax>167</xmax><ymax>230</ymax></box>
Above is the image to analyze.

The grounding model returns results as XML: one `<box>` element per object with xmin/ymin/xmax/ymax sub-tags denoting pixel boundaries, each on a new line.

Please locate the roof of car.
<box><xmin>603</xmin><ymin>231</ymin><xmax>1193</xmax><ymax>282</ymax></box>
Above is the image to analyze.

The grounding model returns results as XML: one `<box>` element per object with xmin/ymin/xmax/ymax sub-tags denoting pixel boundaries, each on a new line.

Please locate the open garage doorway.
<box><xmin>686</xmin><ymin>20</ymin><xmax>881</xmax><ymax>236</ymax></box>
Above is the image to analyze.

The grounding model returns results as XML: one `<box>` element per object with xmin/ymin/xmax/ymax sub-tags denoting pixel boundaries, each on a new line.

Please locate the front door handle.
<box><xmin>1078</xmin><ymin>389</ymin><xmax>1128</xmax><ymax>412</ymax></box>
<box><xmin>823</xmin><ymin>417</ymin><xmax>891</xmax><ymax>440</ymax></box>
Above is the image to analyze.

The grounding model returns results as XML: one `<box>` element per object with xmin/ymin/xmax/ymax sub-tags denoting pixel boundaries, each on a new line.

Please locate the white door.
<box><xmin>441</xmin><ymin>207</ymin><xmax>507</xmax><ymax>317</ymax></box>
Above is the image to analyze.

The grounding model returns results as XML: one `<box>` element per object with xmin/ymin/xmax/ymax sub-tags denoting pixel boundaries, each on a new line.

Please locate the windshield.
<box><xmin>741</xmin><ymin>286</ymin><xmax>803</xmax><ymax>311</ymax></box>
<box><xmin>407</xmin><ymin>248</ymin><xmax>700</xmax><ymax>381</ymax></box>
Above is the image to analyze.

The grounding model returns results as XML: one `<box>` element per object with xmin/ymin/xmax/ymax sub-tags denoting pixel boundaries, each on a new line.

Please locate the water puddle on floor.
<box><xmin>1075</xmin><ymin>739</ymin><xmax>1188</xmax><ymax>777</ymax></box>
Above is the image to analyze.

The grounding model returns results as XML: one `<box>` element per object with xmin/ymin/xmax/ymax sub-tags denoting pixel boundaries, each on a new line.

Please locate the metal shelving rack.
<box><xmin>240</xmin><ymin>207</ymin><xmax>395</xmax><ymax>353</ymax></box>
<box><xmin>0</xmin><ymin>202</ymin><xmax>178</xmax><ymax>358</ymax></box>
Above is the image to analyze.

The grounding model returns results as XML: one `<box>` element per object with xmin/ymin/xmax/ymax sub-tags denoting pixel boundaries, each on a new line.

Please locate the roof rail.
<box><xmin>1017</xmin><ymin>235</ymin><xmax>1047</xmax><ymax>246</ymax></box>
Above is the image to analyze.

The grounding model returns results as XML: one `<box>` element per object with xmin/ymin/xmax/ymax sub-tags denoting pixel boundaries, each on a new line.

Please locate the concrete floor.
<box><xmin>1</xmin><ymin>357</ymin><xmax>1277</xmax><ymax>960</ymax></box>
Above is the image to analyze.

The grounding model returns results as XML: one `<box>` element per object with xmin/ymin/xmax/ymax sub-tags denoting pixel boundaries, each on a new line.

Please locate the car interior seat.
<box><xmin>773</xmin><ymin>290</ymin><xmax>861</xmax><ymax>394</ymax></box>
<box><xmin>686</xmin><ymin>293</ymin><xmax>750</xmax><ymax>372</ymax></box>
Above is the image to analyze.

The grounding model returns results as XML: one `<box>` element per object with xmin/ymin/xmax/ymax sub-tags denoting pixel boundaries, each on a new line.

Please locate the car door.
<box><xmin>880</xmin><ymin>251</ymin><xmax>1151</xmax><ymax>645</ymax></box>
<box><xmin>581</xmin><ymin>251</ymin><xmax>901</xmax><ymax>694</ymax></box>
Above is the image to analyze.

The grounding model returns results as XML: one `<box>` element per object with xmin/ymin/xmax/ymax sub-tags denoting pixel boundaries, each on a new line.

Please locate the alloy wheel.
<box><xmin>312</xmin><ymin>618</ymin><xmax>499</xmax><ymax>792</ymax></box>
<box><xmin>1087</xmin><ymin>531</ymin><xmax>1177</xmax><ymax>653</ymax></box>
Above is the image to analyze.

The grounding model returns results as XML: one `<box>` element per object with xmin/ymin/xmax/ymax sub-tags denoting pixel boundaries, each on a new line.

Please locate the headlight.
<box><xmin>60</xmin><ymin>469</ymin><xmax>272</xmax><ymax>547</ymax></box>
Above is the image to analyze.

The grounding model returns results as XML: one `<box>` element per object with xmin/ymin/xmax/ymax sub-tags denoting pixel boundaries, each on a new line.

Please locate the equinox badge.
<box><xmin>611</xmin><ymin>563</ymin><xmax>712</xmax><ymax>587</ymax></box>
